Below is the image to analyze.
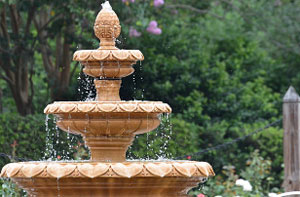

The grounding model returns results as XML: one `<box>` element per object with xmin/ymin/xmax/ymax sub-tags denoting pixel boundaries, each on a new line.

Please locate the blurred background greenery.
<box><xmin>1</xmin><ymin>0</ymin><xmax>300</xmax><ymax>196</ymax></box>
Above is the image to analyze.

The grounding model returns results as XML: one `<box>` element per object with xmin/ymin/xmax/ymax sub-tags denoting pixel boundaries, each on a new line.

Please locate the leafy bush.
<box><xmin>127</xmin><ymin>115</ymin><xmax>200</xmax><ymax>159</ymax></box>
<box><xmin>192</xmin><ymin>150</ymin><xmax>282</xmax><ymax>197</ymax></box>
<box><xmin>0</xmin><ymin>113</ymin><xmax>46</xmax><ymax>168</ymax></box>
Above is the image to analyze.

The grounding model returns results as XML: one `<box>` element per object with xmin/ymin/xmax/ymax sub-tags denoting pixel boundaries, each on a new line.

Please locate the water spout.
<box><xmin>101</xmin><ymin>1</ymin><xmax>113</xmax><ymax>12</ymax></box>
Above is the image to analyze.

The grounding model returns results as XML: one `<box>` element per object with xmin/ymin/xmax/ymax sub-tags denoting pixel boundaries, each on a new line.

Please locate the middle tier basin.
<box><xmin>44</xmin><ymin>101</ymin><xmax>171</xmax><ymax>136</ymax></box>
<box><xmin>44</xmin><ymin>101</ymin><xmax>172</xmax><ymax>162</ymax></box>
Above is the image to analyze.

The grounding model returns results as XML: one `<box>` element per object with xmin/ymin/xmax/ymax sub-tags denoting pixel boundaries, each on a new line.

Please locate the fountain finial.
<box><xmin>94</xmin><ymin>1</ymin><xmax>121</xmax><ymax>50</ymax></box>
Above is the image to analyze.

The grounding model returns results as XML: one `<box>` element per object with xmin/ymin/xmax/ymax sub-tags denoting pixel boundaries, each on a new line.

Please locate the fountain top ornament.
<box><xmin>1</xmin><ymin>2</ymin><xmax>214</xmax><ymax>196</ymax></box>
<box><xmin>73</xmin><ymin>1</ymin><xmax>144</xmax><ymax>77</ymax></box>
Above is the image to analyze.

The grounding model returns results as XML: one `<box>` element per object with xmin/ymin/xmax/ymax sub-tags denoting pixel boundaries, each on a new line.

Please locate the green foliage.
<box><xmin>194</xmin><ymin>150</ymin><xmax>282</xmax><ymax>196</ymax></box>
<box><xmin>120</xmin><ymin>0</ymin><xmax>283</xmax><ymax>186</ymax></box>
<box><xmin>0</xmin><ymin>179</ymin><xmax>26</xmax><ymax>197</ymax></box>
<box><xmin>128</xmin><ymin>115</ymin><xmax>199</xmax><ymax>159</ymax></box>
<box><xmin>0</xmin><ymin>113</ymin><xmax>46</xmax><ymax>168</ymax></box>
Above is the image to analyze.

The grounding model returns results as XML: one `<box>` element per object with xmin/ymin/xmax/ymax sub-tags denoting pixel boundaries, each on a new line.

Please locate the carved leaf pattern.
<box><xmin>173</xmin><ymin>163</ymin><xmax>197</xmax><ymax>177</ymax></box>
<box><xmin>47</xmin><ymin>164</ymin><xmax>76</xmax><ymax>178</ymax></box>
<box><xmin>73</xmin><ymin>50</ymin><xmax>144</xmax><ymax>62</ymax></box>
<box><xmin>78</xmin><ymin>164</ymin><xmax>109</xmax><ymax>178</ymax></box>
<box><xmin>60</xmin><ymin>104</ymin><xmax>76</xmax><ymax>113</ymax></box>
<box><xmin>6</xmin><ymin>163</ymin><xmax>22</xmax><ymax>177</ymax></box>
<box><xmin>145</xmin><ymin>163</ymin><xmax>172</xmax><ymax>177</ymax></box>
<box><xmin>91</xmin><ymin>50</ymin><xmax>110</xmax><ymax>60</ymax></box>
<box><xmin>21</xmin><ymin>164</ymin><xmax>46</xmax><ymax>178</ymax></box>
<box><xmin>77</xmin><ymin>104</ymin><xmax>96</xmax><ymax>113</ymax></box>
<box><xmin>44</xmin><ymin>102</ymin><xmax>171</xmax><ymax>114</ymax></box>
<box><xmin>97</xmin><ymin>103</ymin><xmax>118</xmax><ymax>112</ymax></box>
<box><xmin>0</xmin><ymin>164</ymin><xmax>9</xmax><ymax>177</ymax></box>
<box><xmin>195</xmin><ymin>162</ymin><xmax>214</xmax><ymax>176</ymax></box>
<box><xmin>111</xmin><ymin>163</ymin><xmax>143</xmax><ymax>178</ymax></box>
<box><xmin>1</xmin><ymin>162</ymin><xmax>214</xmax><ymax>178</ymax></box>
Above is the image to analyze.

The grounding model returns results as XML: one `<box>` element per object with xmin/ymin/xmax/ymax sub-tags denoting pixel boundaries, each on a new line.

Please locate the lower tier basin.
<box><xmin>1</xmin><ymin>161</ymin><xmax>214</xmax><ymax>197</ymax></box>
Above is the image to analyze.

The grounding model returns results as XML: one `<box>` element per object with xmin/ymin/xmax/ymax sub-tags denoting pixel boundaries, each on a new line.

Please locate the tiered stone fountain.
<box><xmin>0</xmin><ymin>2</ymin><xmax>214</xmax><ymax>196</ymax></box>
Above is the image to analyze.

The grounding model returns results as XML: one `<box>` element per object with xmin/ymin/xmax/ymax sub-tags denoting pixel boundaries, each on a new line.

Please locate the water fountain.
<box><xmin>0</xmin><ymin>2</ymin><xmax>214</xmax><ymax>196</ymax></box>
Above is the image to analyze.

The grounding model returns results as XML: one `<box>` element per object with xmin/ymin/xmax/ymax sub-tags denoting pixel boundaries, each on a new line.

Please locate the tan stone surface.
<box><xmin>1</xmin><ymin>161</ymin><xmax>214</xmax><ymax>196</ymax></box>
<box><xmin>44</xmin><ymin>101</ymin><xmax>171</xmax><ymax>114</ymax></box>
<box><xmin>1</xmin><ymin>161</ymin><xmax>214</xmax><ymax>178</ymax></box>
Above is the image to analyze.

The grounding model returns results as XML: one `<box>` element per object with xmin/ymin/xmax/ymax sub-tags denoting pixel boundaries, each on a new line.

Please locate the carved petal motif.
<box><xmin>130</xmin><ymin>51</ymin><xmax>144</xmax><ymax>60</ymax></box>
<box><xmin>48</xmin><ymin>104</ymin><xmax>59</xmax><ymax>113</ymax></box>
<box><xmin>43</xmin><ymin>105</ymin><xmax>50</xmax><ymax>113</ymax></box>
<box><xmin>74</xmin><ymin>49</ymin><xmax>143</xmax><ymax>61</ymax></box>
<box><xmin>6</xmin><ymin>163</ymin><xmax>22</xmax><ymax>177</ymax></box>
<box><xmin>112</xmin><ymin>51</ymin><xmax>130</xmax><ymax>60</ymax></box>
<box><xmin>111</xmin><ymin>163</ymin><xmax>143</xmax><ymax>178</ymax></box>
<box><xmin>173</xmin><ymin>163</ymin><xmax>197</xmax><ymax>177</ymax></box>
<box><xmin>97</xmin><ymin>104</ymin><xmax>118</xmax><ymax>112</ymax></box>
<box><xmin>91</xmin><ymin>50</ymin><xmax>110</xmax><ymax>60</ymax></box>
<box><xmin>119</xmin><ymin>103</ymin><xmax>138</xmax><ymax>112</ymax></box>
<box><xmin>154</xmin><ymin>104</ymin><xmax>166</xmax><ymax>112</ymax></box>
<box><xmin>77</xmin><ymin>104</ymin><xmax>96</xmax><ymax>113</ymax></box>
<box><xmin>78</xmin><ymin>50</ymin><xmax>91</xmax><ymax>60</ymax></box>
<box><xmin>139</xmin><ymin>103</ymin><xmax>155</xmax><ymax>112</ymax></box>
<box><xmin>60</xmin><ymin>104</ymin><xmax>76</xmax><ymax>113</ymax></box>
<box><xmin>47</xmin><ymin>164</ymin><xmax>76</xmax><ymax>178</ymax></box>
<box><xmin>0</xmin><ymin>164</ymin><xmax>9</xmax><ymax>177</ymax></box>
<box><xmin>21</xmin><ymin>164</ymin><xmax>46</xmax><ymax>178</ymax></box>
<box><xmin>195</xmin><ymin>162</ymin><xmax>214</xmax><ymax>176</ymax></box>
<box><xmin>78</xmin><ymin>164</ymin><xmax>109</xmax><ymax>178</ymax></box>
<box><xmin>145</xmin><ymin>163</ymin><xmax>172</xmax><ymax>177</ymax></box>
<box><xmin>44</xmin><ymin>102</ymin><xmax>171</xmax><ymax>114</ymax></box>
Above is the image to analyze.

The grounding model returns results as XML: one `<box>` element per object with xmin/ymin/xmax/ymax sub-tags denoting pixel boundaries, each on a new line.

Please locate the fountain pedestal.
<box><xmin>0</xmin><ymin>2</ymin><xmax>214</xmax><ymax>196</ymax></box>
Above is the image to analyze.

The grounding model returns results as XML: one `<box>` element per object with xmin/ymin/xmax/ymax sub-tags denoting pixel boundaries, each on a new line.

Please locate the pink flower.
<box><xmin>129</xmin><ymin>27</ymin><xmax>141</xmax><ymax>37</ymax></box>
<box><xmin>197</xmin><ymin>194</ymin><xmax>205</xmax><ymax>197</ymax></box>
<box><xmin>146</xmin><ymin>21</ymin><xmax>162</xmax><ymax>35</ymax></box>
<box><xmin>187</xmin><ymin>155</ymin><xmax>192</xmax><ymax>160</ymax></box>
<box><xmin>154</xmin><ymin>0</ymin><xmax>164</xmax><ymax>7</ymax></box>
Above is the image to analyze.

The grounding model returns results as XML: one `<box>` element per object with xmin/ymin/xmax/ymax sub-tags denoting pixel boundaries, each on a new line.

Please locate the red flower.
<box><xmin>10</xmin><ymin>140</ymin><xmax>18</xmax><ymax>148</ymax></box>
<box><xmin>197</xmin><ymin>194</ymin><xmax>205</xmax><ymax>197</ymax></box>
<box><xmin>57</xmin><ymin>155</ymin><xmax>61</xmax><ymax>160</ymax></box>
<box><xmin>187</xmin><ymin>155</ymin><xmax>192</xmax><ymax>160</ymax></box>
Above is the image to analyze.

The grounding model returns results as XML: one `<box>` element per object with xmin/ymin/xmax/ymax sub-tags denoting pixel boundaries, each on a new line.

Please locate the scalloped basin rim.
<box><xmin>1</xmin><ymin>161</ymin><xmax>215</xmax><ymax>178</ymax></box>
<box><xmin>44</xmin><ymin>101</ymin><xmax>172</xmax><ymax>114</ymax></box>
<box><xmin>73</xmin><ymin>49</ymin><xmax>144</xmax><ymax>61</ymax></box>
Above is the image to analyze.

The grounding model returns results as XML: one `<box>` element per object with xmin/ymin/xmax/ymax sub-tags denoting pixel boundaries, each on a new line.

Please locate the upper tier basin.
<box><xmin>73</xmin><ymin>50</ymin><xmax>144</xmax><ymax>78</ymax></box>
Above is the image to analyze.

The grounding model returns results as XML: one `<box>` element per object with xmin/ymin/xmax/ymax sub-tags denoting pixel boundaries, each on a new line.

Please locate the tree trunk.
<box><xmin>0</xmin><ymin>3</ymin><xmax>35</xmax><ymax>116</ymax></box>
<box><xmin>34</xmin><ymin>11</ymin><xmax>74</xmax><ymax>102</ymax></box>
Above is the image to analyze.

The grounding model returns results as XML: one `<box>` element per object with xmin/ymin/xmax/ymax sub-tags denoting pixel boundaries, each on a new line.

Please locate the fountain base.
<box><xmin>1</xmin><ymin>161</ymin><xmax>214</xmax><ymax>196</ymax></box>
<box><xmin>12</xmin><ymin>177</ymin><xmax>205</xmax><ymax>197</ymax></box>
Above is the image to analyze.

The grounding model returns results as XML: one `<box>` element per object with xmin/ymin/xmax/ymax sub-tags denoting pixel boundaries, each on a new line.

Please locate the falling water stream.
<box><xmin>139</xmin><ymin>61</ymin><xmax>145</xmax><ymax>100</ymax></box>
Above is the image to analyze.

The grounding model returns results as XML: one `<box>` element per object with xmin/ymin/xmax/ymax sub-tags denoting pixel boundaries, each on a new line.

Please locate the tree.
<box><xmin>0</xmin><ymin>0</ymin><xmax>95</xmax><ymax>115</ymax></box>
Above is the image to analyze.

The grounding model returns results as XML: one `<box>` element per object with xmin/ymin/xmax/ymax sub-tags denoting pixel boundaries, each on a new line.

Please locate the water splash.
<box><xmin>132</xmin><ymin>73</ymin><xmax>136</xmax><ymax>98</ymax></box>
<box><xmin>139</xmin><ymin>61</ymin><xmax>145</xmax><ymax>100</ymax></box>
<box><xmin>127</xmin><ymin>113</ymin><xmax>173</xmax><ymax>160</ymax></box>
<box><xmin>77</xmin><ymin>66</ymin><xmax>96</xmax><ymax>101</ymax></box>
